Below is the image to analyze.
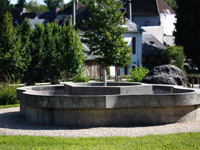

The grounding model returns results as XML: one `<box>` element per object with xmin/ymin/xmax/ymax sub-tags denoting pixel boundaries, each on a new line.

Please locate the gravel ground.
<box><xmin>0</xmin><ymin>107</ymin><xmax>200</xmax><ymax>137</ymax></box>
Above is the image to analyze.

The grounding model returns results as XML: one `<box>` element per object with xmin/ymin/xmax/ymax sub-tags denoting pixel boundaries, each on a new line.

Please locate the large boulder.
<box><xmin>141</xmin><ymin>65</ymin><xmax>190</xmax><ymax>87</ymax></box>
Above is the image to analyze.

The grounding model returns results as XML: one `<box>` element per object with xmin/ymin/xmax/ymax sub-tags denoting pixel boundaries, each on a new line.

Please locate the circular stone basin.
<box><xmin>17</xmin><ymin>82</ymin><xmax>200</xmax><ymax>127</ymax></box>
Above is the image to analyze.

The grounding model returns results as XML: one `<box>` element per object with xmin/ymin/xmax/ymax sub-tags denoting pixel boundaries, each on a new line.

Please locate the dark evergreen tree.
<box><xmin>174</xmin><ymin>0</ymin><xmax>200</xmax><ymax>69</ymax></box>
<box><xmin>16</xmin><ymin>0</ymin><xmax>26</xmax><ymax>8</ymax></box>
<box><xmin>0</xmin><ymin>12</ymin><xmax>31</xmax><ymax>79</ymax></box>
<box><xmin>29</xmin><ymin>22</ymin><xmax>58</xmax><ymax>80</ymax></box>
<box><xmin>56</xmin><ymin>18</ymin><xmax>86</xmax><ymax>77</ymax></box>
<box><xmin>43</xmin><ymin>0</ymin><xmax>64</xmax><ymax>10</ymax></box>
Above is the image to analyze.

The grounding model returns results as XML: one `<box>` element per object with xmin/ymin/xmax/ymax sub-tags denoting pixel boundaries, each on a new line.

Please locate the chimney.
<box><xmin>72</xmin><ymin>1</ymin><xmax>76</xmax><ymax>25</ymax></box>
<box><xmin>64</xmin><ymin>4</ymin><xmax>68</xmax><ymax>10</ymax></box>
<box><xmin>56</xmin><ymin>7</ymin><xmax>60</xmax><ymax>14</ymax></box>
<box><xmin>129</xmin><ymin>2</ymin><xmax>132</xmax><ymax>21</ymax></box>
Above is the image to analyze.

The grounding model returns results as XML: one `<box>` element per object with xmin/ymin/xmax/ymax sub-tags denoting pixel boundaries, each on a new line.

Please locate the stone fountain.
<box><xmin>17</xmin><ymin>82</ymin><xmax>200</xmax><ymax>127</ymax></box>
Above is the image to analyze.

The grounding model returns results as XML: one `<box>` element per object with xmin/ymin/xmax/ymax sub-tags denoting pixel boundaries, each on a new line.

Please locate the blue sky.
<box><xmin>10</xmin><ymin>0</ymin><xmax>71</xmax><ymax>5</ymax></box>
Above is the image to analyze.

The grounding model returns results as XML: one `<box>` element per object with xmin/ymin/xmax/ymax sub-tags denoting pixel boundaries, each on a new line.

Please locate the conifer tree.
<box><xmin>0</xmin><ymin>12</ymin><xmax>31</xmax><ymax>79</ymax></box>
<box><xmin>174</xmin><ymin>0</ymin><xmax>200</xmax><ymax>69</ymax></box>
<box><xmin>57</xmin><ymin>18</ymin><xmax>86</xmax><ymax>77</ymax></box>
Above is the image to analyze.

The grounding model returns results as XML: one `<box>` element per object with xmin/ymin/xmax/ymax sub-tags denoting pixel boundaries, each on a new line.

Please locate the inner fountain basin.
<box><xmin>17</xmin><ymin>82</ymin><xmax>200</xmax><ymax>127</ymax></box>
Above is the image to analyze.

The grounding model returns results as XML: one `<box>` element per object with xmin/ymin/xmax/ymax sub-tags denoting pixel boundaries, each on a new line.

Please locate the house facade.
<box><xmin>120</xmin><ymin>20</ymin><xmax>143</xmax><ymax>75</ymax></box>
<box><xmin>122</xmin><ymin>0</ymin><xmax>176</xmax><ymax>46</ymax></box>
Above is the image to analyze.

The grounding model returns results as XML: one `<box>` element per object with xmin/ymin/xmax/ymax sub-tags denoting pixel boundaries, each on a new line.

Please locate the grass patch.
<box><xmin>0</xmin><ymin>103</ymin><xmax>20</xmax><ymax>109</ymax></box>
<box><xmin>0</xmin><ymin>132</ymin><xmax>200</xmax><ymax>149</ymax></box>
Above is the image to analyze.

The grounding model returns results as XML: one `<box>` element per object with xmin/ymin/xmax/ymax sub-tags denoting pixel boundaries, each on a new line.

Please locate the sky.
<box><xmin>10</xmin><ymin>0</ymin><xmax>71</xmax><ymax>5</ymax></box>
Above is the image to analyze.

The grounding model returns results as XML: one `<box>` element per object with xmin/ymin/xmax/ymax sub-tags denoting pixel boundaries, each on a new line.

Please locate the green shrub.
<box><xmin>162</xmin><ymin>46</ymin><xmax>186</xmax><ymax>75</ymax></box>
<box><xmin>0</xmin><ymin>82</ymin><xmax>20</xmax><ymax>105</ymax></box>
<box><xmin>126</xmin><ymin>65</ymin><xmax>149</xmax><ymax>82</ymax></box>
<box><xmin>73</xmin><ymin>71</ymin><xmax>89</xmax><ymax>83</ymax></box>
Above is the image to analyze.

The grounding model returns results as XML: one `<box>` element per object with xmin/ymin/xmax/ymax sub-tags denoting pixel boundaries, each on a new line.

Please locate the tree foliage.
<box><xmin>43</xmin><ymin>0</ymin><xmax>64</xmax><ymax>10</ymax></box>
<box><xmin>56</xmin><ymin>18</ymin><xmax>86</xmax><ymax>77</ymax></box>
<box><xmin>26</xmin><ymin>18</ymin><xmax>85</xmax><ymax>81</ymax></box>
<box><xmin>162</xmin><ymin>46</ymin><xmax>185</xmax><ymax>70</ymax></box>
<box><xmin>0</xmin><ymin>0</ymin><xmax>11</xmax><ymax>26</ymax></box>
<box><xmin>0</xmin><ymin>12</ymin><xmax>31</xmax><ymax>79</ymax></box>
<box><xmin>164</xmin><ymin>0</ymin><xmax>178</xmax><ymax>12</ymax></box>
<box><xmin>79</xmin><ymin>0</ymin><xmax>88</xmax><ymax>6</ymax></box>
<box><xmin>174</xmin><ymin>0</ymin><xmax>200</xmax><ymax>69</ymax></box>
<box><xmin>25</xmin><ymin>0</ymin><xmax>49</xmax><ymax>13</ymax></box>
<box><xmin>29</xmin><ymin>22</ymin><xmax>58</xmax><ymax>80</ymax></box>
<box><xmin>81</xmin><ymin>0</ymin><xmax>131</xmax><ymax>68</ymax></box>
<box><xmin>16</xmin><ymin>0</ymin><xmax>27</xmax><ymax>8</ymax></box>
<box><xmin>0</xmin><ymin>13</ymin><xmax>85</xmax><ymax>81</ymax></box>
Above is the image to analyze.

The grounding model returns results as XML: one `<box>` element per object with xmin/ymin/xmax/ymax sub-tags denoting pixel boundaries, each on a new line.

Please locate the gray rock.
<box><xmin>141</xmin><ymin>65</ymin><xmax>191</xmax><ymax>87</ymax></box>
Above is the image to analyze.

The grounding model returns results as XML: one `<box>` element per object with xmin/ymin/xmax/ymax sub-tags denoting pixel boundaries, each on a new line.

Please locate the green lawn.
<box><xmin>0</xmin><ymin>104</ymin><xmax>19</xmax><ymax>109</ymax></box>
<box><xmin>0</xmin><ymin>105</ymin><xmax>200</xmax><ymax>149</ymax></box>
<box><xmin>0</xmin><ymin>132</ymin><xmax>200</xmax><ymax>149</ymax></box>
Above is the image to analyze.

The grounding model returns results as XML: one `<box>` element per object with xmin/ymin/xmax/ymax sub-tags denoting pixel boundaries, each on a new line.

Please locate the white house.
<box><xmin>120</xmin><ymin>19</ymin><xmax>143</xmax><ymax>75</ymax></box>
<box><xmin>122</xmin><ymin>0</ymin><xmax>176</xmax><ymax>46</ymax></box>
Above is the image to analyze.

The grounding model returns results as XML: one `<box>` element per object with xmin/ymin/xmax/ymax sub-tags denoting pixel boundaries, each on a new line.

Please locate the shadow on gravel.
<box><xmin>0</xmin><ymin>110</ymin><xmax>159</xmax><ymax>130</ymax></box>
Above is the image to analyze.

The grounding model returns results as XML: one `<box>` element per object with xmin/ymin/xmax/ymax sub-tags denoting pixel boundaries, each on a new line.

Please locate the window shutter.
<box><xmin>132</xmin><ymin>37</ymin><xmax>136</xmax><ymax>54</ymax></box>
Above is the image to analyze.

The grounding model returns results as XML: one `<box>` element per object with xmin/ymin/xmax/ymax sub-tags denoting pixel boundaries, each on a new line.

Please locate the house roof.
<box><xmin>75</xmin><ymin>8</ymin><xmax>91</xmax><ymax>30</ymax></box>
<box><xmin>142</xmin><ymin>33</ymin><xmax>166</xmax><ymax>56</ymax></box>
<box><xmin>129</xmin><ymin>0</ymin><xmax>174</xmax><ymax>16</ymax></box>
<box><xmin>57</xmin><ymin>1</ymin><xmax>86</xmax><ymax>15</ymax></box>
<box><xmin>40</xmin><ymin>10</ymin><xmax>57</xmax><ymax>22</ymax></box>
<box><xmin>29</xmin><ymin>19</ymin><xmax>47</xmax><ymax>29</ymax></box>
<box><xmin>11</xmin><ymin>8</ymin><xmax>30</xmax><ymax>22</ymax></box>
<box><xmin>123</xmin><ymin>19</ymin><xmax>145</xmax><ymax>32</ymax></box>
<box><xmin>15</xmin><ymin>12</ymin><xmax>41</xmax><ymax>25</ymax></box>
<box><xmin>157</xmin><ymin>0</ymin><xmax>175</xmax><ymax>14</ymax></box>
<box><xmin>75</xmin><ymin>8</ymin><xmax>144</xmax><ymax>32</ymax></box>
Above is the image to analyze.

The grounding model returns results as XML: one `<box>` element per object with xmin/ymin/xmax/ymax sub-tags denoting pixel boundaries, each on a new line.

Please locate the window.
<box><xmin>145</xmin><ymin>21</ymin><xmax>150</xmax><ymax>26</ymax></box>
<box><xmin>132</xmin><ymin>37</ymin><xmax>136</xmax><ymax>54</ymax></box>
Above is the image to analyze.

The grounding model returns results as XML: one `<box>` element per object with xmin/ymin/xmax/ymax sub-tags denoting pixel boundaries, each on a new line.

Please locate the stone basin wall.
<box><xmin>17</xmin><ymin>83</ymin><xmax>200</xmax><ymax>127</ymax></box>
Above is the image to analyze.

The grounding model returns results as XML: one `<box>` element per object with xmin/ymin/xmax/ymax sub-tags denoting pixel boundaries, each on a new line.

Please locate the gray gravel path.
<box><xmin>0</xmin><ymin>107</ymin><xmax>200</xmax><ymax>137</ymax></box>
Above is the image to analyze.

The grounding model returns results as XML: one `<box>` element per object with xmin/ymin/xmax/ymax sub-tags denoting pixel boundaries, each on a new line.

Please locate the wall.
<box><xmin>164</xmin><ymin>35</ymin><xmax>175</xmax><ymax>46</ymax></box>
<box><xmin>85</xmin><ymin>60</ymin><xmax>100</xmax><ymax>79</ymax></box>
<box><xmin>133</xmin><ymin>16</ymin><xmax>160</xmax><ymax>27</ymax></box>
<box><xmin>160</xmin><ymin>14</ymin><xmax>176</xmax><ymax>36</ymax></box>
<box><xmin>142</xmin><ymin>26</ymin><xmax>164</xmax><ymax>44</ymax></box>
<box><xmin>120</xmin><ymin>32</ymin><xmax>143</xmax><ymax>75</ymax></box>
